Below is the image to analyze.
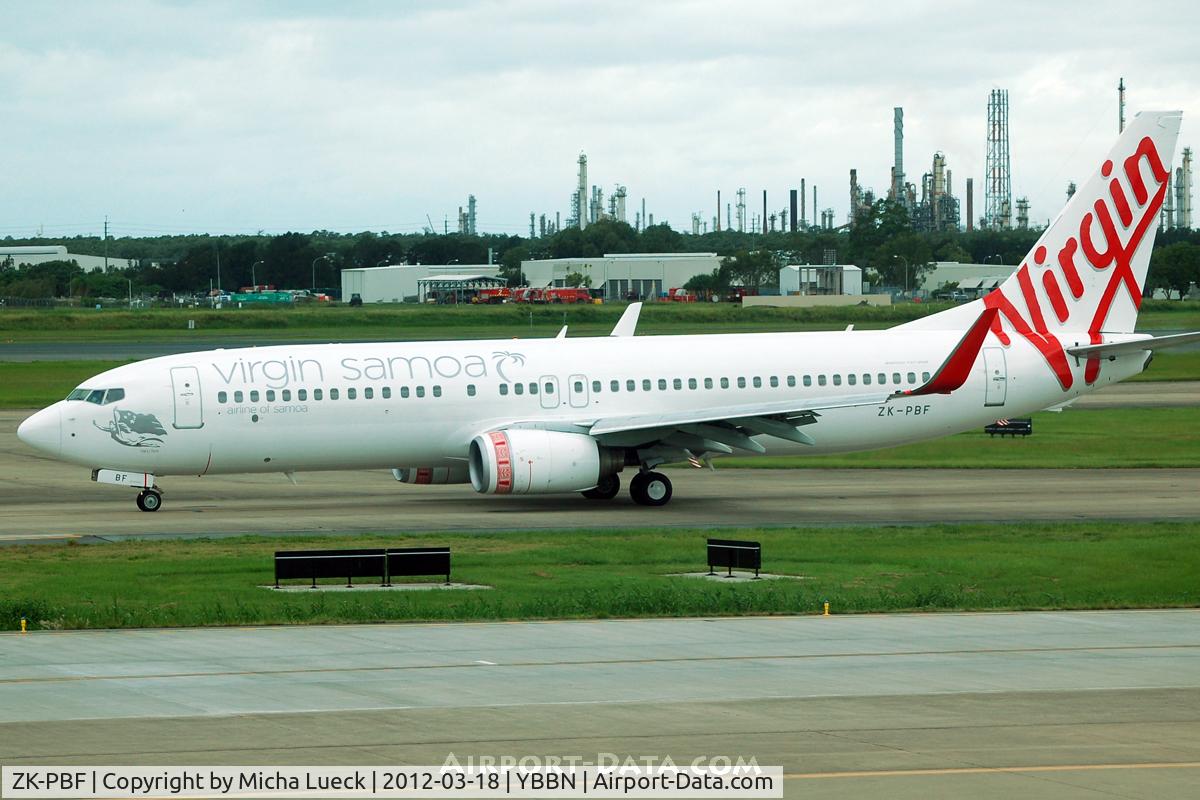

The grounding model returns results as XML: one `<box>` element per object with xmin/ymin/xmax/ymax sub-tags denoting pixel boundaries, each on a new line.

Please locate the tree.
<box><xmin>564</xmin><ymin>271</ymin><xmax>592</xmax><ymax>288</ymax></box>
<box><xmin>1148</xmin><ymin>242</ymin><xmax>1200</xmax><ymax>299</ymax></box>
<box><xmin>720</xmin><ymin>250</ymin><xmax>777</xmax><ymax>289</ymax></box>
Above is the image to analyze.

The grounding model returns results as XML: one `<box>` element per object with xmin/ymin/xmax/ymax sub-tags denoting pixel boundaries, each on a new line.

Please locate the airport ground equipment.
<box><xmin>274</xmin><ymin>547</ymin><xmax>452</xmax><ymax>588</ymax></box>
<box><xmin>387</xmin><ymin>546</ymin><xmax>451</xmax><ymax>585</ymax></box>
<box><xmin>707</xmin><ymin>538</ymin><xmax>762</xmax><ymax>578</ymax></box>
<box><xmin>984</xmin><ymin>418</ymin><xmax>1033</xmax><ymax>437</ymax></box>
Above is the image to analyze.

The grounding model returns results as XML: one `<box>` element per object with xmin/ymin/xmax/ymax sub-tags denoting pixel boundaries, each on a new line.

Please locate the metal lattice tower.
<box><xmin>985</xmin><ymin>89</ymin><xmax>1012</xmax><ymax>230</ymax></box>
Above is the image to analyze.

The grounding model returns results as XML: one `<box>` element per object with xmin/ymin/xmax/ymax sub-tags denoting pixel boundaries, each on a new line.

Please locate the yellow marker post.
<box><xmin>823</xmin><ymin>602</ymin><xmax>830</xmax><ymax>617</ymax></box>
<box><xmin>20</xmin><ymin>617</ymin><xmax>27</xmax><ymax>633</ymax></box>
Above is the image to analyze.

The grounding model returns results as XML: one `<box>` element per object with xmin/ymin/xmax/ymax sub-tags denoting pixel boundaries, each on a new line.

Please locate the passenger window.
<box><xmin>907</xmin><ymin>372</ymin><xmax>916</xmax><ymax>384</ymax></box>
<box><xmin>416</xmin><ymin>386</ymin><xmax>426</xmax><ymax>398</ymax></box>
<box><xmin>627</xmin><ymin>379</ymin><xmax>636</xmax><ymax>392</ymax></box>
<box><xmin>297</xmin><ymin>389</ymin><xmax>306</xmax><ymax>401</ymax></box>
<box><xmin>704</xmin><ymin>378</ymin><xmax>713</xmax><ymax>389</ymax></box>
<box><xmin>833</xmin><ymin>374</ymin><xmax>842</xmax><ymax>386</ymax></box>
<box><xmin>737</xmin><ymin>377</ymin><xmax>746</xmax><ymax>388</ymax></box>
<box><xmin>786</xmin><ymin>376</ymin><xmax>796</xmax><ymax>388</ymax></box>
<box><xmin>283</xmin><ymin>389</ymin><xmax>292</xmax><ymax>401</ymax></box>
<box><xmin>644</xmin><ymin>379</ymin><xmax>653</xmax><ymax>391</ymax></box>
<box><xmin>529</xmin><ymin>382</ymin><xmax>538</xmax><ymax>395</ymax></box>
<box><xmin>218</xmin><ymin>391</ymin><xmax>228</xmax><ymax>404</ymax></box>
<box><xmin>574</xmin><ymin>380</ymin><xmax>584</xmax><ymax>393</ymax></box>
<box><xmin>769</xmin><ymin>376</ymin><xmax>779</xmax><ymax>388</ymax></box>
<box><xmin>401</xmin><ymin>387</ymin><xmax>410</xmax><ymax>398</ymax></box>
<box><xmin>751</xmin><ymin>377</ymin><xmax>760</xmax><ymax>388</ymax></box>
<box><xmin>432</xmin><ymin>385</ymin><xmax>441</xmax><ymax>397</ymax></box>
<box><xmin>611</xmin><ymin>380</ymin><xmax>620</xmax><ymax>392</ymax></box>
<box><xmin>328</xmin><ymin>389</ymin><xmax>338</xmax><ymax>400</ymax></box>
<box><xmin>266</xmin><ymin>390</ymin><xmax>276</xmax><ymax>402</ymax></box>
<box><xmin>863</xmin><ymin>374</ymin><xmax>871</xmax><ymax>385</ymax></box>
<box><xmin>104</xmin><ymin>388</ymin><xmax>125</xmax><ymax>404</ymax></box>
<box><xmin>848</xmin><ymin>374</ymin><xmax>856</xmax><ymax>386</ymax></box>
<box><xmin>720</xmin><ymin>377</ymin><xmax>729</xmax><ymax>389</ymax></box>
<box><xmin>234</xmin><ymin>390</ymin><xmax>244</xmax><ymax>403</ymax></box>
<box><xmin>817</xmin><ymin>376</ymin><xmax>826</xmax><ymax>387</ymax></box>
<box><xmin>688</xmin><ymin>378</ymin><xmax>697</xmax><ymax>390</ymax></box>
<box><xmin>313</xmin><ymin>388</ymin><xmax>323</xmax><ymax>401</ymax></box>
<box><xmin>467</xmin><ymin>384</ymin><xmax>476</xmax><ymax>397</ymax></box>
<box><xmin>248</xmin><ymin>390</ymin><xmax>258</xmax><ymax>402</ymax></box>
<box><xmin>673</xmin><ymin>378</ymin><xmax>682</xmax><ymax>390</ymax></box>
<box><xmin>657</xmin><ymin>379</ymin><xmax>667</xmax><ymax>390</ymax></box>
<box><xmin>500</xmin><ymin>384</ymin><xmax>509</xmax><ymax>396</ymax></box>
<box><xmin>878</xmin><ymin>373</ymin><xmax>887</xmax><ymax>384</ymax></box>
<box><xmin>892</xmin><ymin>373</ymin><xmax>901</xmax><ymax>384</ymax></box>
<box><xmin>592</xmin><ymin>380</ymin><xmax>601</xmax><ymax>393</ymax></box>
<box><xmin>803</xmin><ymin>375</ymin><xmax>812</xmax><ymax>387</ymax></box>
<box><xmin>364</xmin><ymin>387</ymin><xmax>374</xmax><ymax>399</ymax></box>
<box><xmin>86</xmin><ymin>390</ymin><xmax>105</xmax><ymax>404</ymax></box>
<box><xmin>922</xmin><ymin>372</ymin><xmax>931</xmax><ymax>382</ymax></box>
<box><xmin>347</xmin><ymin>388</ymin><xmax>356</xmax><ymax>400</ymax></box>
<box><xmin>382</xmin><ymin>387</ymin><xmax>391</xmax><ymax>399</ymax></box>
<box><xmin>514</xmin><ymin>383</ymin><xmax>524</xmax><ymax>395</ymax></box>
<box><xmin>544</xmin><ymin>382</ymin><xmax>554</xmax><ymax>394</ymax></box>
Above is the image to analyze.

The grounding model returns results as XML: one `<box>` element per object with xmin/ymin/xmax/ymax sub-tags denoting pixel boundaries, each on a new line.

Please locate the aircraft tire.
<box><xmin>582</xmin><ymin>473</ymin><xmax>621</xmax><ymax>500</ymax></box>
<box><xmin>136</xmin><ymin>489</ymin><xmax>162</xmax><ymax>512</ymax></box>
<box><xmin>630</xmin><ymin>471</ymin><xmax>672</xmax><ymax>507</ymax></box>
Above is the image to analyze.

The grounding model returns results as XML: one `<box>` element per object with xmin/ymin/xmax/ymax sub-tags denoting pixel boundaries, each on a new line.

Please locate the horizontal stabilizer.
<box><xmin>1066</xmin><ymin>331</ymin><xmax>1200</xmax><ymax>358</ymax></box>
<box><xmin>902</xmin><ymin>307</ymin><xmax>998</xmax><ymax>396</ymax></box>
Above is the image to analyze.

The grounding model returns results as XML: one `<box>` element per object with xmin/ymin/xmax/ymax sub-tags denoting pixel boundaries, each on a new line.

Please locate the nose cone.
<box><xmin>17</xmin><ymin>405</ymin><xmax>61</xmax><ymax>457</ymax></box>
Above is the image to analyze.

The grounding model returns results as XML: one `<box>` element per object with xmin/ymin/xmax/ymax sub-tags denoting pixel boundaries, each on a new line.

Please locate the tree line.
<box><xmin>2</xmin><ymin>200</ymin><xmax>1198</xmax><ymax>299</ymax></box>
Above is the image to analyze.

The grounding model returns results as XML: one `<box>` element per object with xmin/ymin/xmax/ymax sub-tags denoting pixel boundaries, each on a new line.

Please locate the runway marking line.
<box><xmin>0</xmin><ymin>643</ymin><xmax>1196</xmax><ymax>685</ymax></box>
<box><xmin>784</xmin><ymin>761</ymin><xmax>1200</xmax><ymax>779</ymax></box>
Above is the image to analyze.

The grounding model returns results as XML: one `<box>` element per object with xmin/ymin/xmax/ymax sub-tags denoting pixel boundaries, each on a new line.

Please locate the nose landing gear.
<box><xmin>136</xmin><ymin>488</ymin><xmax>163</xmax><ymax>512</ymax></box>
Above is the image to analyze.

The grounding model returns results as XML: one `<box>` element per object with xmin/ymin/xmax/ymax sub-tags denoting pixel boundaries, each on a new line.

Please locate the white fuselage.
<box><xmin>30</xmin><ymin>325</ymin><xmax>1147</xmax><ymax>477</ymax></box>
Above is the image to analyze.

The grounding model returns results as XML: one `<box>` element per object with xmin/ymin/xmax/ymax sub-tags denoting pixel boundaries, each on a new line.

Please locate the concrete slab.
<box><xmin>1</xmin><ymin>611</ymin><xmax>1198</xmax><ymax>799</ymax></box>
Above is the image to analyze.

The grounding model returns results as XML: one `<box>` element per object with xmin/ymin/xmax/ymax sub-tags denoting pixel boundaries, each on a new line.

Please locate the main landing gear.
<box><xmin>136</xmin><ymin>488</ymin><xmax>163</xmax><ymax>512</ymax></box>
<box><xmin>581</xmin><ymin>473</ymin><xmax>621</xmax><ymax>500</ymax></box>
<box><xmin>630</xmin><ymin>470</ymin><xmax>672</xmax><ymax>507</ymax></box>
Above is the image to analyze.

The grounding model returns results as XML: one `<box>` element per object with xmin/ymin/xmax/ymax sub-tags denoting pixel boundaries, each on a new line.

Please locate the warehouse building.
<box><xmin>0</xmin><ymin>245</ymin><xmax>138</xmax><ymax>272</ymax></box>
<box><xmin>340</xmin><ymin>263</ymin><xmax>503</xmax><ymax>303</ymax></box>
<box><xmin>521</xmin><ymin>253</ymin><xmax>721</xmax><ymax>300</ymax></box>
<box><xmin>779</xmin><ymin>264</ymin><xmax>863</xmax><ymax>296</ymax></box>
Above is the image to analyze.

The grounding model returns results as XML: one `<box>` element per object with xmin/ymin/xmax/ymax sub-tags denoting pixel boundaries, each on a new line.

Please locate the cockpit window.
<box><xmin>66</xmin><ymin>389</ymin><xmax>90</xmax><ymax>401</ymax></box>
<box><xmin>86</xmin><ymin>390</ymin><xmax>106</xmax><ymax>405</ymax></box>
<box><xmin>103</xmin><ymin>388</ymin><xmax>125</xmax><ymax>404</ymax></box>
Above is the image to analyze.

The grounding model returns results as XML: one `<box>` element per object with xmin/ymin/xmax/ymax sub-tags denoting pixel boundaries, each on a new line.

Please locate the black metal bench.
<box><xmin>707</xmin><ymin>538</ymin><xmax>762</xmax><ymax>578</ymax></box>
<box><xmin>388</xmin><ymin>547</ymin><xmax>451</xmax><ymax>586</ymax></box>
<box><xmin>273</xmin><ymin>547</ymin><xmax>453</xmax><ymax>588</ymax></box>
<box><xmin>984</xmin><ymin>418</ymin><xmax>1033</xmax><ymax>437</ymax></box>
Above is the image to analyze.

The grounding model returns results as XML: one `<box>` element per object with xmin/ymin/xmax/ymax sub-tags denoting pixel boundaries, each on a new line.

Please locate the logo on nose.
<box><xmin>17</xmin><ymin>406</ymin><xmax>61</xmax><ymax>456</ymax></box>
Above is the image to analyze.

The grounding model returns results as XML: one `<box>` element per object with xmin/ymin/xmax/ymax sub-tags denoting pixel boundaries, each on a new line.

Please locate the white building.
<box><xmin>521</xmin><ymin>253</ymin><xmax>721</xmax><ymax>300</ymax></box>
<box><xmin>340</xmin><ymin>263</ymin><xmax>503</xmax><ymax>303</ymax></box>
<box><xmin>921</xmin><ymin>261</ymin><xmax>1017</xmax><ymax>294</ymax></box>
<box><xmin>0</xmin><ymin>245</ymin><xmax>137</xmax><ymax>272</ymax></box>
<box><xmin>779</xmin><ymin>264</ymin><xmax>863</xmax><ymax>296</ymax></box>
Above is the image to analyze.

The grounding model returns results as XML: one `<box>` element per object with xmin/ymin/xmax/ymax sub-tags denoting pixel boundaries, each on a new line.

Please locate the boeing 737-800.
<box><xmin>17</xmin><ymin>111</ymin><xmax>1200</xmax><ymax>511</ymax></box>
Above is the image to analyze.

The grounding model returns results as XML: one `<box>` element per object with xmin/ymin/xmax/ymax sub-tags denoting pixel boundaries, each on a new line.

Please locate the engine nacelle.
<box><xmin>392</xmin><ymin>466</ymin><xmax>470</xmax><ymax>485</ymax></box>
<box><xmin>469</xmin><ymin>429</ymin><xmax>622</xmax><ymax>494</ymax></box>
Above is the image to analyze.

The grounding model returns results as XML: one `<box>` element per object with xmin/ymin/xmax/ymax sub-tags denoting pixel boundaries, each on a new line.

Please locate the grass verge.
<box><xmin>1</xmin><ymin>522</ymin><xmax>1195</xmax><ymax>631</ymax></box>
<box><xmin>716</xmin><ymin>407</ymin><xmax>1200</xmax><ymax>469</ymax></box>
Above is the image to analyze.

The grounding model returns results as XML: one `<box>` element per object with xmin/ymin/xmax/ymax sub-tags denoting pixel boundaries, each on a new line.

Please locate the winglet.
<box><xmin>903</xmin><ymin>306</ymin><xmax>998</xmax><ymax>396</ymax></box>
<box><xmin>610</xmin><ymin>302</ymin><xmax>642</xmax><ymax>337</ymax></box>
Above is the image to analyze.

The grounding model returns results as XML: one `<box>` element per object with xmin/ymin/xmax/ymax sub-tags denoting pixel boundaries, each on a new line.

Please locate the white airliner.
<box><xmin>18</xmin><ymin>111</ymin><xmax>1200</xmax><ymax>511</ymax></box>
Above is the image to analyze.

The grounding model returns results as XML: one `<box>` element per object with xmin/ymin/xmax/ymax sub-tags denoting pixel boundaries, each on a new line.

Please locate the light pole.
<box><xmin>984</xmin><ymin>253</ymin><xmax>1002</xmax><ymax>266</ymax></box>
<box><xmin>311</xmin><ymin>255</ymin><xmax>329</xmax><ymax>291</ymax></box>
<box><xmin>892</xmin><ymin>254</ymin><xmax>909</xmax><ymax>294</ymax></box>
<box><xmin>127</xmin><ymin>278</ymin><xmax>132</xmax><ymax>309</ymax></box>
<box><xmin>377</xmin><ymin>254</ymin><xmax>392</xmax><ymax>267</ymax></box>
<box><xmin>251</xmin><ymin>260</ymin><xmax>264</xmax><ymax>288</ymax></box>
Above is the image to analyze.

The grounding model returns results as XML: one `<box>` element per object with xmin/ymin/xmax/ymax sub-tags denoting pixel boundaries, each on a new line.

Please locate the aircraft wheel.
<box><xmin>582</xmin><ymin>473</ymin><xmax>621</xmax><ymax>500</ymax></box>
<box><xmin>630</xmin><ymin>471</ymin><xmax>672</xmax><ymax>507</ymax></box>
<box><xmin>136</xmin><ymin>489</ymin><xmax>162</xmax><ymax>512</ymax></box>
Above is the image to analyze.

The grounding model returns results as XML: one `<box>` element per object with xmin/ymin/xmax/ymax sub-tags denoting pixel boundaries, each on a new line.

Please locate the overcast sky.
<box><xmin>2</xmin><ymin>0</ymin><xmax>1197</xmax><ymax>239</ymax></box>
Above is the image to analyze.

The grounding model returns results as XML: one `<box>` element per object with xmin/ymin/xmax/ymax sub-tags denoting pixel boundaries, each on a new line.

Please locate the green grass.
<box><xmin>717</xmin><ymin>407</ymin><xmax>1200</xmax><ymax>469</ymax></box>
<box><xmin>0</xmin><ymin>361</ymin><xmax>132</xmax><ymax>407</ymax></box>
<box><xmin>1</xmin><ymin>522</ymin><xmax>1196</xmax><ymax>631</ymax></box>
<box><xmin>1128</xmin><ymin>350</ymin><xmax>1200</xmax><ymax>381</ymax></box>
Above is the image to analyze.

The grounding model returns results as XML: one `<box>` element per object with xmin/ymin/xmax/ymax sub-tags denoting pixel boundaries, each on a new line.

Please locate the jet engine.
<box><xmin>392</xmin><ymin>466</ymin><xmax>470</xmax><ymax>484</ymax></box>
<box><xmin>469</xmin><ymin>429</ymin><xmax>623</xmax><ymax>494</ymax></box>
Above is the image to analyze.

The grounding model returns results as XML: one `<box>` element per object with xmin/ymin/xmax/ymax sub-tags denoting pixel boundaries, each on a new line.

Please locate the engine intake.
<box><xmin>469</xmin><ymin>429</ymin><xmax>622</xmax><ymax>494</ymax></box>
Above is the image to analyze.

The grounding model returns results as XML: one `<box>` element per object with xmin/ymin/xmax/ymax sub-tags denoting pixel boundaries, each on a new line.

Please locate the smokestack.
<box><xmin>893</xmin><ymin>107</ymin><xmax>904</xmax><ymax>197</ymax></box>
<box><xmin>966</xmin><ymin>178</ymin><xmax>974</xmax><ymax>232</ymax></box>
<box><xmin>716</xmin><ymin>190</ymin><xmax>721</xmax><ymax>232</ymax></box>
<box><xmin>800</xmin><ymin>178</ymin><xmax>806</xmax><ymax>227</ymax></box>
<box><xmin>1118</xmin><ymin>77</ymin><xmax>1125</xmax><ymax>133</ymax></box>
<box><xmin>789</xmin><ymin>189</ymin><xmax>797</xmax><ymax>232</ymax></box>
<box><xmin>813</xmin><ymin>185</ymin><xmax>817</xmax><ymax>227</ymax></box>
<box><xmin>849</xmin><ymin>169</ymin><xmax>858</xmax><ymax>226</ymax></box>
<box><xmin>762</xmin><ymin>190</ymin><xmax>767</xmax><ymax>234</ymax></box>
